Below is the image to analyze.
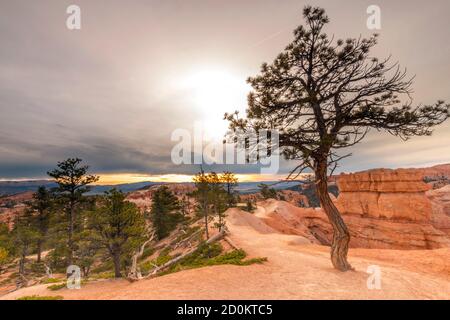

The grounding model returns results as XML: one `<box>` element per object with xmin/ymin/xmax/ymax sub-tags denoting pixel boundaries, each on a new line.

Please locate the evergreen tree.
<box><xmin>150</xmin><ymin>186</ymin><xmax>182</xmax><ymax>240</ymax></box>
<box><xmin>75</xmin><ymin>230</ymin><xmax>99</xmax><ymax>278</ymax></box>
<box><xmin>192</xmin><ymin>170</ymin><xmax>211</xmax><ymax>239</ymax></box>
<box><xmin>245</xmin><ymin>199</ymin><xmax>255</xmax><ymax>213</ymax></box>
<box><xmin>0</xmin><ymin>224</ymin><xmax>11</xmax><ymax>270</ymax></box>
<box><xmin>220</xmin><ymin>171</ymin><xmax>238</xmax><ymax>208</ymax></box>
<box><xmin>12</xmin><ymin>210</ymin><xmax>39</xmax><ymax>276</ymax></box>
<box><xmin>88</xmin><ymin>189</ymin><xmax>145</xmax><ymax>278</ymax></box>
<box><xmin>226</xmin><ymin>6</ymin><xmax>449</xmax><ymax>271</ymax></box>
<box><xmin>47</xmin><ymin>158</ymin><xmax>99</xmax><ymax>266</ymax></box>
<box><xmin>0</xmin><ymin>247</ymin><xmax>8</xmax><ymax>270</ymax></box>
<box><xmin>180</xmin><ymin>195</ymin><xmax>191</xmax><ymax>217</ymax></box>
<box><xmin>0</xmin><ymin>223</ymin><xmax>12</xmax><ymax>254</ymax></box>
<box><xmin>258</xmin><ymin>184</ymin><xmax>278</xmax><ymax>199</ymax></box>
<box><xmin>29</xmin><ymin>186</ymin><xmax>52</xmax><ymax>263</ymax></box>
<box><xmin>193</xmin><ymin>171</ymin><xmax>229</xmax><ymax>237</ymax></box>
<box><xmin>208</xmin><ymin>172</ymin><xmax>227</xmax><ymax>231</ymax></box>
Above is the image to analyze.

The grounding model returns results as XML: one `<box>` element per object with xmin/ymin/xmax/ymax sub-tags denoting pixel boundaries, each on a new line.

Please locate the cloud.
<box><xmin>0</xmin><ymin>0</ymin><xmax>449</xmax><ymax>179</ymax></box>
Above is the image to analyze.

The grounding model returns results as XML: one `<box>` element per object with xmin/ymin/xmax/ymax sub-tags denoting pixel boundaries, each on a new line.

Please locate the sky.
<box><xmin>0</xmin><ymin>0</ymin><xmax>449</xmax><ymax>183</ymax></box>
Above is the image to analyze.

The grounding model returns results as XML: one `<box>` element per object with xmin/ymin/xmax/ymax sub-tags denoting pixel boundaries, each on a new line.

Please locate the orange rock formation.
<box><xmin>258</xmin><ymin>169</ymin><xmax>450</xmax><ymax>250</ymax></box>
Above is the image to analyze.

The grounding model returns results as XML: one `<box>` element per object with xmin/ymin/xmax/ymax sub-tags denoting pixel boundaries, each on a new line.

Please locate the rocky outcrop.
<box><xmin>333</xmin><ymin>169</ymin><xmax>449</xmax><ymax>249</ymax></box>
<box><xmin>241</xmin><ymin>190</ymin><xmax>310</xmax><ymax>208</ymax></box>
<box><xmin>127</xmin><ymin>183</ymin><xmax>196</xmax><ymax>211</ymax></box>
<box><xmin>427</xmin><ymin>185</ymin><xmax>450</xmax><ymax>234</ymax></box>
<box><xmin>0</xmin><ymin>192</ymin><xmax>33</xmax><ymax>229</ymax></box>
<box><xmin>421</xmin><ymin>164</ymin><xmax>450</xmax><ymax>180</ymax></box>
<box><xmin>260</xmin><ymin>168</ymin><xmax>450</xmax><ymax>250</ymax></box>
<box><xmin>258</xmin><ymin>199</ymin><xmax>450</xmax><ymax>250</ymax></box>
<box><xmin>336</xmin><ymin>169</ymin><xmax>432</xmax><ymax>222</ymax></box>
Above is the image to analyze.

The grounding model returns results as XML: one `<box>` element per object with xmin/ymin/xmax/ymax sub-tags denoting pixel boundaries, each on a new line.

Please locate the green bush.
<box><xmin>140</xmin><ymin>246</ymin><xmax>155</xmax><ymax>261</ymax></box>
<box><xmin>30</xmin><ymin>262</ymin><xmax>47</xmax><ymax>274</ymax></box>
<box><xmin>17</xmin><ymin>295</ymin><xmax>63</xmax><ymax>300</ymax></box>
<box><xmin>159</xmin><ymin>243</ymin><xmax>267</xmax><ymax>276</ymax></box>
<box><xmin>140</xmin><ymin>248</ymin><xmax>173</xmax><ymax>274</ymax></box>
<box><xmin>140</xmin><ymin>260</ymin><xmax>157</xmax><ymax>274</ymax></box>
<box><xmin>41</xmin><ymin>277</ymin><xmax>64</xmax><ymax>284</ymax></box>
<box><xmin>155</xmin><ymin>252</ymin><xmax>173</xmax><ymax>266</ymax></box>
<box><xmin>47</xmin><ymin>283</ymin><xmax>66</xmax><ymax>291</ymax></box>
<box><xmin>0</xmin><ymin>247</ymin><xmax>8</xmax><ymax>266</ymax></box>
<box><xmin>91</xmin><ymin>260</ymin><xmax>113</xmax><ymax>274</ymax></box>
<box><xmin>91</xmin><ymin>271</ymin><xmax>115</xmax><ymax>280</ymax></box>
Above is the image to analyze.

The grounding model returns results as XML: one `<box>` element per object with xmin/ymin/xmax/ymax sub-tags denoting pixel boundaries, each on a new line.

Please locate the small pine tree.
<box><xmin>88</xmin><ymin>189</ymin><xmax>145</xmax><ymax>278</ymax></box>
<box><xmin>12</xmin><ymin>210</ymin><xmax>39</xmax><ymax>276</ymax></box>
<box><xmin>192</xmin><ymin>170</ymin><xmax>211</xmax><ymax>239</ymax></box>
<box><xmin>245</xmin><ymin>200</ymin><xmax>255</xmax><ymax>213</ymax></box>
<box><xmin>0</xmin><ymin>223</ymin><xmax>12</xmax><ymax>255</ymax></box>
<box><xmin>47</xmin><ymin>158</ymin><xmax>99</xmax><ymax>266</ymax></box>
<box><xmin>0</xmin><ymin>247</ymin><xmax>8</xmax><ymax>270</ymax></box>
<box><xmin>258</xmin><ymin>184</ymin><xmax>278</xmax><ymax>199</ymax></box>
<box><xmin>193</xmin><ymin>171</ymin><xmax>229</xmax><ymax>237</ymax></box>
<box><xmin>209</xmin><ymin>173</ymin><xmax>227</xmax><ymax>232</ymax></box>
<box><xmin>220</xmin><ymin>171</ymin><xmax>238</xmax><ymax>208</ymax></box>
<box><xmin>150</xmin><ymin>186</ymin><xmax>182</xmax><ymax>240</ymax></box>
<box><xmin>29</xmin><ymin>186</ymin><xmax>52</xmax><ymax>263</ymax></box>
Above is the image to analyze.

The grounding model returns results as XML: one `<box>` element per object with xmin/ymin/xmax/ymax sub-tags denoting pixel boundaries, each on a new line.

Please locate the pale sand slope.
<box><xmin>2</xmin><ymin>206</ymin><xmax>449</xmax><ymax>300</ymax></box>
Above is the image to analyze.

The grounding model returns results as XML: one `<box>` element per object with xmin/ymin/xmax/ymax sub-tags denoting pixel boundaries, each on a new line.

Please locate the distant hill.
<box><xmin>0</xmin><ymin>180</ymin><xmax>161</xmax><ymax>196</ymax></box>
<box><xmin>134</xmin><ymin>181</ymin><xmax>304</xmax><ymax>194</ymax></box>
<box><xmin>235</xmin><ymin>181</ymin><xmax>303</xmax><ymax>194</ymax></box>
<box><xmin>0</xmin><ymin>180</ymin><xmax>57</xmax><ymax>196</ymax></box>
<box><xmin>0</xmin><ymin>179</ymin><xmax>304</xmax><ymax>197</ymax></box>
<box><xmin>2</xmin><ymin>163</ymin><xmax>448</xmax><ymax>197</ymax></box>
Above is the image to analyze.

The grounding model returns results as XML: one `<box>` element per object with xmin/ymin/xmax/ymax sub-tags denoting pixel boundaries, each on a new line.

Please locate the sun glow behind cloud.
<box><xmin>180</xmin><ymin>68</ymin><xmax>251</xmax><ymax>141</ymax></box>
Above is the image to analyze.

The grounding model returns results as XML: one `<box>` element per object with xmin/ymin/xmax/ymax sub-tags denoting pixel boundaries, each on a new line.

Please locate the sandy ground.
<box><xmin>1</xmin><ymin>206</ymin><xmax>449</xmax><ymax>300</ymax></box>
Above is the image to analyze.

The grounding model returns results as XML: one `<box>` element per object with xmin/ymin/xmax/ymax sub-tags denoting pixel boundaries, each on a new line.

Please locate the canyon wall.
<box><xmin>336</xmin><ymin>169</ymin><xmax>432</xmax><ymax>222</ymax></box>
<box><xmin>335</xmin><ymin>169</ymin><xmax>449</xmax><ymax>249</ymax></box>
<box><xmin>260</xmin><ymin>168</ymin><xmax>450</xmax><ymax>250</ymax></box>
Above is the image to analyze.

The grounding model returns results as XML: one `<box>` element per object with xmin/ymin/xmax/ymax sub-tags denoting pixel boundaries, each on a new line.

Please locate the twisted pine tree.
<box><xmin>226</xmin><ymin>6</ymin><xmax>449</xmax><ymax>271</ymax></box>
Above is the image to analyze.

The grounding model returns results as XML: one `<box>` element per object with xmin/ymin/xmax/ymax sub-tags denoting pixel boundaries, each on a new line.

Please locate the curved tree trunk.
<box><xmin>128</xmin><ymin>231</ymin><xmax>155</xmax><ymax>280</ymax></box>
<box><xmin>315</xmin><ymin>162</ymin><xmax>353</xmax><ymax>271</ymax></box>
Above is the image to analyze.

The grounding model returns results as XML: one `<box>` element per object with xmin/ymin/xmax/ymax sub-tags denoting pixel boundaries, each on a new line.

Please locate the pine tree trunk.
<box><xmin>19</xmin><ymin>247</ymin><xmax>27</xmax><ymax>276</ymax></box>
<box><xmin>204</xmin><ymin>201</ymin><xmax>209</xmax><ymax>239</ymax></box>
<box><xmin>113</xmin><ymin>251</ymin><xmax>122</xmax><ymax>278</ymax></box>
<box><xmin>36</xmin><ymin>240</ymin><xmax>42</xmax><ymax>263</ymax></box>
<box><xmin>67</xmin><ymin>199</ymin><xmax>75</xmax><ymax>267</ymax></box>
<box><xmin>315</xmin><ymin>161</ymin><xmax>353</xmax><ymax>271</ymax></box>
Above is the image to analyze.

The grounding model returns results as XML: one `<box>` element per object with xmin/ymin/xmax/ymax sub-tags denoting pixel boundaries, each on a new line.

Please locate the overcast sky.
<box><xmin>1</xmin><ymin>0</ymin><xmax>449</xmax><ymax>181</ymax></box>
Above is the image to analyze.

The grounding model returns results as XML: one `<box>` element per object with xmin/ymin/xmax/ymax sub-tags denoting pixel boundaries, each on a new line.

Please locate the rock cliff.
<box><xmin>259</xmin><ymin>168</ymin><xmax>450</xmax><ymax>250</ymax></box>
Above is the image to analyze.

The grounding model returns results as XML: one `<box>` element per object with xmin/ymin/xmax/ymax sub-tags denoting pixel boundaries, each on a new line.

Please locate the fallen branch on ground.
<box><xmin>224</xmin><ymin>236</ymin><xmax>240</xmax><ymax>250</ymax></box>
<box><xmin>143</xmin><ymin>229</ymin><xmax>227</xmax><ymax>279</ymax></box>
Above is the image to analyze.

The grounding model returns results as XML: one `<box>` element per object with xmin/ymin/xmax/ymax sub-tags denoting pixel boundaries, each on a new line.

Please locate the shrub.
<box><xmin>47</xmin><ymin>283</ymin><xmax>66</xmax><ymax>291</ymax></box>
<box><xmin>91</xmin><ymin>271</ymin><xmax>115</xmax><ymax>280</ymax></box>
<box><xmin>158</xmin><ymin>243</ymin><xmax>267</xmax><ymax>276</ymax></box>
<box><xmin>17</xmin><ymin>295</ymin><xmax>63</xmax><ymax>300</ymax></box>
<box><xmin>0</xmin><ymin>247</ymin><xmax>8</xmax><ymax>267</ymax></box>
<box><xmin>30</xmin><ymin>262</ymin><xmax>47</xmax><ymax>274</ymax></box>
<box><xmin>41</xmin><ymin>277</ymin><xmax>64</xmax><ymax>284</ymax></box>
<box><xmin>91</xmin><ymin>260</ymin><xmax>113</xmax><ymax>274</ymax></box>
